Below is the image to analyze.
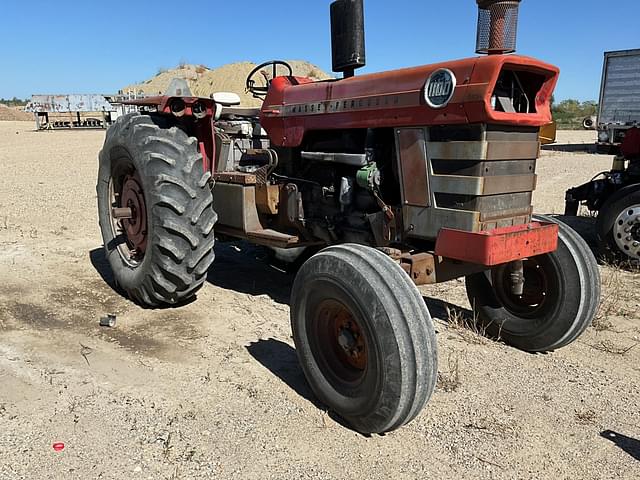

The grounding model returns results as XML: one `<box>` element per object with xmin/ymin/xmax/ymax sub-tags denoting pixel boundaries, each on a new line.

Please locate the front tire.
<box><xmin>291</xmin><ymin>244</ymin><xmax>438</xmax><ymax>434</ymax></box>
<box><xmin>97</xmin><ymin>113</ymin><xmax>217</xmax><ymax>307</ymax></box>
<box><xmin>465</xmin><ymin>215</ymin><xmax>600</xmax><ymax>352</ymax></box>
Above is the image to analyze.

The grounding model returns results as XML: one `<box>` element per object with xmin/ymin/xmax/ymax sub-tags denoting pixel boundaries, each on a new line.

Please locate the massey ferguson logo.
<box><xmin>425</xmin><ymin>69</ymin><xmax>457</xmax><ymax>109</ymax></box>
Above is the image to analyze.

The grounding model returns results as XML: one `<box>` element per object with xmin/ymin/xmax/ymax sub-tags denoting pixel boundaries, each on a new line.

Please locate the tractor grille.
<box><xmin>396</xmin><ymin>124</ymin><xmax>540</xmax><ymax>240</ymax></box>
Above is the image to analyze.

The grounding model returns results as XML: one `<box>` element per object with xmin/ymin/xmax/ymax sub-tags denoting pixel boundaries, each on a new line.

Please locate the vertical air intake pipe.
<box><xmin>330</xmin><ymin>0</ymin><xmax>366</xmax><ymax>78</ymax></box>
<box><xmin>476</xmin><ymin>0</ymin><xmax>522</xmax><ymax>55</ymax></box>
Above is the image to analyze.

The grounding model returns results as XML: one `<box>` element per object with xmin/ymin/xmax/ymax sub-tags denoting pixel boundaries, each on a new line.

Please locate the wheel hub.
<box><xmin>335</xmin><ymin>315</ymin><xmax>366</xmax><ymax>370</ymax></box>
<box><xmin>613</xmin><ymin>204</ymin><xmax>640</xmax><ymax>260</ymax></box>
<box><xmin>315</xmin><ymin>300</ymin><xmax>368</xmax><ymax>379</ymax></box>
<box><xmin>119</xmin><ymin>173</ymin><xmax>147</xmax><ymax>256</ymax></box>
<box><xmin>493</xmin><ymin>258</ymin><xmax>550</xmax><ymax>317</ymax></box>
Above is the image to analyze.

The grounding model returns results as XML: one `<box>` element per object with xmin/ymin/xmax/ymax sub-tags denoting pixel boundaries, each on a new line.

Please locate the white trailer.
<box><xmin>597</xmin><ymin>48</ymin><xmax>640</xmax><ymax>152</ymax></box>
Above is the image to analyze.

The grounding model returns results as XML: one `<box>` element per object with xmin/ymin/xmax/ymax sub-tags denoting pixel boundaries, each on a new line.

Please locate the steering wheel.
<box><xmin>246</xmin><ymin>60</ymin><xmax>293</xmax><ymax>98</ymax></box>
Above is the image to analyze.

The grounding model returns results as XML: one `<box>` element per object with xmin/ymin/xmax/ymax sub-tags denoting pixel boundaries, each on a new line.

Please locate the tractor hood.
<box><xmin>261</xmin><ymin>54</ymin><xmax>559</xmax><ymax>147</ymax></box>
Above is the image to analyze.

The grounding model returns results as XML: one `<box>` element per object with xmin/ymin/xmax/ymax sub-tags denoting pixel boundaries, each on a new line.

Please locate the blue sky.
<box><xmin>1</xmin><ymin>0</ymin><xmax>638</xmax><ymax>101</ymax></box>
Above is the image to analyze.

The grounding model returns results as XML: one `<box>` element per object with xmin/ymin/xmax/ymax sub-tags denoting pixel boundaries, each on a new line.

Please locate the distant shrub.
<box><xmin>0</xmin><ymin>97</ymin><xmax>28</xmax><ymax>107</ymax></box>
<box><xmin>552</xmin><ymin>99</ymin><xmax>598</xmax><ymax>129</ymax></box>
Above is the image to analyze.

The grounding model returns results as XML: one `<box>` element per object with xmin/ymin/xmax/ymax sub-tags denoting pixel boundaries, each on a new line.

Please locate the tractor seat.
<box><xmin>211</xmin><ymin>91</ymin><xmax>261</xmax><ymax>119</ymax></box>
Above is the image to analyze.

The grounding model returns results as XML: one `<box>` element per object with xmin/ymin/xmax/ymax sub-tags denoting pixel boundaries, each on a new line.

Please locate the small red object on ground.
<box><xmin>52</xmin><ymin>442</ymin><xmax>65</xmax><ymax>452</ymax></box>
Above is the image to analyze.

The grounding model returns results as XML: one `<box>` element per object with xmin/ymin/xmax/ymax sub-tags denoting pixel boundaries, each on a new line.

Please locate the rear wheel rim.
<box><xmin>613</xmin><ymin>204</ymin><xmax>640</xmax><ymax>260</ymax></box>
<box><xmin>312</xmin><ymin>299</ymin><xmax>368</xmax><ymax>386</ymax></box>
<box><xmin>108</xmin><ymin>160</ymin><xmax>148</xmax><ymax>266</ymax></box>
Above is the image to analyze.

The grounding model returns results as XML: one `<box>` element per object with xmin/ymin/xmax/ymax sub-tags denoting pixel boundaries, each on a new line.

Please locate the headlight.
<box><xmin>169</xmin><ymin>98</ymin><xmax>186</xmax><ymax>117</ymax></box>
<box><xmin>192</xmin><ymin>101</ymin><xmax>207</xmax><ymax>119</ymax></box>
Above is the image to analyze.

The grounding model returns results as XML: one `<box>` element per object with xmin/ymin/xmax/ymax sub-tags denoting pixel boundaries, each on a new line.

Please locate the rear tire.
<box><xmin>596</xmin><ymin>184</ymin><xmax>640</xmax><ymax>266</ymax></box>
<box><xmin>97</xmin><ymin>113</ymin><xmax>217</xmax><ymax>307</ymax></box>
<box><xmin>291</xmin><ymin>244</ymin><xmax>438</xmax><ymax>434</ymax></box>
<box><xmin>465</xmin><ymin>215</ymin><xmax>600</xmax><ymax>352</ymax></box>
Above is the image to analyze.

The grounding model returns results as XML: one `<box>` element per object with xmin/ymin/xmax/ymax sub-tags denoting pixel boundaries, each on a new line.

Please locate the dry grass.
<box><xmin>594</xmin><ymin>263</ymin><xmax>637</xmax><ymax>327</ymax></box>
<box><xmin>437</xmin><ymin>353</ymin><xmax>462</xmax><ymax>393</ymax></box>
<box><xmin>589</xmin><ymin>339</ymin><xmax>639</xmax><ymax>356</ymax></box>
<box><xmin>445</xmin><ymin>304</ymin><xmax>496</xmax><ymax>345</ymax></box>
<box><xmin>595</xmin><ymin>264</ymin><xmax>624</xmax><ymax>324</ymax></box>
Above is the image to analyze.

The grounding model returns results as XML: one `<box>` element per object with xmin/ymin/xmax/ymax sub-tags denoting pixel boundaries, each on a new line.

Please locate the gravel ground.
<box><xmin>0</xmin><ymin>122</ymin><xmax>638</xmax><ymax>479</ymax></box>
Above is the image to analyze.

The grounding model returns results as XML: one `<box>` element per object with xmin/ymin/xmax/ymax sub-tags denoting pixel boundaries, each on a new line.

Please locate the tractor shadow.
<box><xmin>423</xmin><ymin>296</ymin><xmax>474</xmax><ymax>324</ymax></box>
<box><xmin>90</xmin><ymin>242</ymin><xmax>293</xmax><ymax>306</ymax></box>
<box><xmin>246</xmin><ymin>339</ymin><xmax>315</xmax><ymax>404</ymax></box>
<box><xmin>90</xmin><ymin>248</ymin><xmax>122</xmax><ymax>294</ymax></box>
<box><xmin>601</xmin><ymin>430</ymin><xmax>640</xmax><ymax>461</ymax></box>
<box><xmin>245</xmin><ymin>338</ymin><xmax>371</xmax><ymax>434</ymax></box>
<box><xmin>89</xmin><ymin>247</ymin><xmax>198</xmax><ymax>308</ymax></box>
<box><xmin>207</xmin><ymin>241</ymin><xmax>293</xmax><ymax>305</ymax></box>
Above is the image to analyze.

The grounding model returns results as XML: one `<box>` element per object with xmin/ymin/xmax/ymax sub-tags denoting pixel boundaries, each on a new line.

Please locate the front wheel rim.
<box><xmin>492</xmin><ymin>256</ymin><xmax>558</xmax><ymax>320</ymax></box>
<box><xmin>312</xmin><ymin>299</ymin><xmax>368</xmax><ymax>386</ymax></box>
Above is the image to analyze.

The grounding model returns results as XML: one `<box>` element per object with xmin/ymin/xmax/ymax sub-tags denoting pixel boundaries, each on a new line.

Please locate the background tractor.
<box><xmin>566</xmin><ymin>127</ymin><xmax>640</xmax><ymax>266</ymax></box>
<box><xmin>97</xmin><ymin>0</ymin><xmax>600</xmax><ymax>434</ymax></box>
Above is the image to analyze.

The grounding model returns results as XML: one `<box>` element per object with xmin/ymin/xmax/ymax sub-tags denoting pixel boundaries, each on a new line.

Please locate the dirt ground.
<box><xmin>0</xmin><ymin>122</ymin><xmax>638</xmax><ymax>479</ymax></box>
<box><xmin>0</xmin><ymin>106</ymin><xmax>31</xmax><ymax>122</ymax></box>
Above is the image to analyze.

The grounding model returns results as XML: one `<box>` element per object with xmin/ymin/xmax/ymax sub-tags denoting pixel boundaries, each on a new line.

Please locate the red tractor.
<box><xmin>97</xmin><ymin>0</ymin><xmax>600</xmax><ymax>433</ymax></box>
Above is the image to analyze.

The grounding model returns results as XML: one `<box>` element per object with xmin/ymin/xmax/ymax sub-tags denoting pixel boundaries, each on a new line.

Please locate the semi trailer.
<box><xmin>596</xmin><ymin>49</ymin><xmax>640</xmax><ymax>153</ymax></box>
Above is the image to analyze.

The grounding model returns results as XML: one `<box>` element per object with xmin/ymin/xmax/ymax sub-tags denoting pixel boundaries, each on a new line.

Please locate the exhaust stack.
<box><xmin>330</xmin><ymin>0</ymin><xmax>366</xmax><ymax>78</ymax></box>
<box><xmin>476</xmin><ymin>0</ymin><xmax>522</xmax><ymax>55</ymax></box>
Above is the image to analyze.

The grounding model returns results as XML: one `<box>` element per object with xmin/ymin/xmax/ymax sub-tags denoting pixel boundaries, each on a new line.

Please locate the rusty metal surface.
<box><xmin>111</xmin><ymin>207</ymin><xmax>133</xmax><ymax>220</ymax></box>
<box><xmin>396</xmin><ymin>128</ymin><xmax>430</xmax><ymax>207</ymax></box>
<box><xmin>434</xmin><ymin>221</ymin><xmax>559</xmax><ymax>266</ymax></box>
<box><xmin>427</xmin><ymin>140</ymin><xmax>539</xmax><ymax>161</ymax></box>
<box><xmin>26</xmin><ymin>94</ymin><xmax>114</xmax><ymax>113</ymax></box>
<box><xmin>255</xmin><ymin>184</ymin><xmax>280</xmax><ymax>215</ymax></box>
<box><xmin>261</xmin><ymin>55</ymin><xmax>558</xmax><ymax>148</ymax></box>
<box><xmin>476</xmin><ymin>0</ymin><xmax>521</xmax><ymax>54</ymax></box>
<box><xmin>431</xmin><ymin>158</ymin><xmax>536</xmax><ymax>177</ymax></box>
<box><xmin>380</xmin><ymin>248</ymin><xmax>489</xmax><ymax>285</ymax></box>
<box><xmin>215</xmin><ymin>225</ymin><xmax>323</xmax><ymax>249</ymax></box>
<box><xmin>212</xmin><ymin>172</ymin><xmax>257</xmax><ymax>185</ymax></box>
<box><xmin>430</xmin><ymin>173</ymin><xmax>536</xmax><ymax>196</ymax></box>
<box><xmin>395</xmin><ymin>126</ymin><xmax>540</xmax><ymax>241</ymax></box>
<box><xmin>212</xmin><ymin>183</ymin><xmax>262</xmax><ymax>232</ymax></box>
<box><xmin>434</xmin><ymin>191</ymin><xmax>532</xmax><ymax>222</ymax></box>
<box><xmin>398</xmin><ymin>252</ymin><xmax>435</xmax><ymax>285</ymax></box>
<box><xmin>246</xmin><ymin>229</ymin><xmax>300</xmax><ymax>248</ymax></box>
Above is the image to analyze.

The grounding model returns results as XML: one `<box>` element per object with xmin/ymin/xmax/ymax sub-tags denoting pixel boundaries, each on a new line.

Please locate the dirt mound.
<box><xmin>0</xmin><ymin>104</ymin><xmax>32</xmax><ymax>121</ymax></box>
<box><xmin>122</xmin><ymin>61</ymin><xmax>332</xmax><ymax>107</ymax></box>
